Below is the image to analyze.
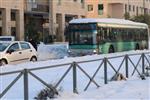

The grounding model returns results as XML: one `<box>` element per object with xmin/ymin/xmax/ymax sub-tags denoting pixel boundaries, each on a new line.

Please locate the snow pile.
<box><xmin>37</xmin><ymin>42</ymin><xmax>68</xmax><ymax>60</ymax></box>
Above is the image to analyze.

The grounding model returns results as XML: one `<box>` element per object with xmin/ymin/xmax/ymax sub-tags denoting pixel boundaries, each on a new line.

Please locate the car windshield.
<box><xmin>0</xmin><ymin>42</ymin><xmax>10</xmax><ymax>51</ymax></box>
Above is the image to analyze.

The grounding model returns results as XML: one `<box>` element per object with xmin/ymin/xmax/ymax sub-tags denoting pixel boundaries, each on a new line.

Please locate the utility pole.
<box><xmin>49</xmin><ymin>0</ymin><xmax>54</xmax><ymax>40</ymax></box>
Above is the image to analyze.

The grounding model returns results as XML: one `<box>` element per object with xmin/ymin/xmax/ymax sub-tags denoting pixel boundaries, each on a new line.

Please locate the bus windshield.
<box><xmin>68</xmin><ymin>24</ymin><xmax>97</xmax><ymax>45</ymax></box>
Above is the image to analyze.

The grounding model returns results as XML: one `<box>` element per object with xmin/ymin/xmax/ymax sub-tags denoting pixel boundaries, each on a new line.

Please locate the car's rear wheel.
<box><xmin>0</xmin><ymin>59</ymin><xmax>7</xmax><ymax>66</ymax></box>
<box><xmin>30</xmin><ymin>56</ymin><xmax>37</xmax><ymax>62</ymax></box>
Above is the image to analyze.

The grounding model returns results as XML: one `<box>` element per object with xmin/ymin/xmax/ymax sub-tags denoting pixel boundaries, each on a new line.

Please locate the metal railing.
<box><xmin>0</xmin><ymin>52</ymin><xmax>150</xmax><ymax>100</ymax></box>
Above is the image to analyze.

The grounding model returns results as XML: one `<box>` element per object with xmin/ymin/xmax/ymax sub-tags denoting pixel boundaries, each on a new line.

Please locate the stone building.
<box><xmin>0</xmin><ymin>0</ymin><xmax>150</xmax><ymax>41</ymax></box>
<box><xmin>51</xmin><ymin>0</ymin><xmax>86</xmax><ymax>41</ymax></box>
<box><xmin>86</xmin><ymin>0</ymin><xmax>150</xmax><ymax>18</ymax></box>
<box><xmin>0</xmin><ymin>0</ymin><xmax>24</xmax><ymax>40</ymax></box>
<box><xmin>24</xmin><ymin>0</ymin><xmax>86</xmax><ymax>42</ymax></box>
<box><xmin>24</xmin><ymin>0</ymin><xmax>49</xmax><ymax>41</ymax></box>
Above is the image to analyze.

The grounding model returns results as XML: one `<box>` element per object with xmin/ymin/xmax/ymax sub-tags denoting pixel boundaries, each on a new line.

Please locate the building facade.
<box><xmin>0</xmin><ymin>0</ymin><xmax>150</xmax><ymax>41</ymax></box>
<box><xmin>86</xmin><ymin>0</ymin><xmax>150</xmax><ymax>18</ymax></box>
<box><xmin>24</xmin><ymin>0</ymin><xmax>86</xmax><ymax>42</ymax></box>
<box><xmin>24</xmin><ymin>0</ymin><xmax>49</xmax><ymax>42</ymax></box>
<box><xmin>0</xmin><ymin>0</ymin><xmax>24</xmax><ymax>40</ymax></box>
<box><xmin>50</xmin><ymin>0</ymin><xmax>86</xmax><ymax>41</ymax></box>
<box><xmin>0</xmin><ymin>0</ymin><xmax>86</xmax><ymax>41</ymax></box>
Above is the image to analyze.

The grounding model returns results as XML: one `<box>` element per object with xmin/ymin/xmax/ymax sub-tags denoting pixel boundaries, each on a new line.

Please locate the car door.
<box><xmin>20</xmin><ymin>42</ymin><xmax>33</xmax><ymax>62</ymax></box>
<box><xmin>6</xmin><ymin>42</ymin><xmax>23</xmax><ymax>64</ymax></box>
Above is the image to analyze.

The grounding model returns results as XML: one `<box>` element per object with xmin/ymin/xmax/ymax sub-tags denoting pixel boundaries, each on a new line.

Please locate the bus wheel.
<box><xmin>109</xmin><ymin>46</ymin><xmax>115</xmax><ymax>53</ymax></box>
<box><xmin>135</xmin><ymin>44</ymin><xmax>140</xmax><ymax>50</ymax></box>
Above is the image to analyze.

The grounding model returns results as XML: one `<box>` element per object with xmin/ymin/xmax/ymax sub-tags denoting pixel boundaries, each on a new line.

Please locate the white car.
<box><xmin>0</xmin><ymin>41</ymin><xmax>37</xmax><ymax>66</ymax></box>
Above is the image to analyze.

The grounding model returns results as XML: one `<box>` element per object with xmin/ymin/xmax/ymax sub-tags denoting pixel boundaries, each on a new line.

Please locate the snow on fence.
<box><xmin>0</xmin><ymin>51</ymin><xmax>150</xmax><ymax>99</ymax></box>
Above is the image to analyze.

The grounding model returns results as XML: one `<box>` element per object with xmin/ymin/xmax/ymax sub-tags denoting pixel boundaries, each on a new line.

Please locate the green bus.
<box><xmin>66</xmin><ymin>18</ymin><xmax>149</xmax><ymax>56</ymax></box>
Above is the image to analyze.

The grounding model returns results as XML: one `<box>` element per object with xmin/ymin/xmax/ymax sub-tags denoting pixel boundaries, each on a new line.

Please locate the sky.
<box><xmin>0</xmin><ymin>43</ymin><xmax>150</xmax><ymax>100</ymax></box>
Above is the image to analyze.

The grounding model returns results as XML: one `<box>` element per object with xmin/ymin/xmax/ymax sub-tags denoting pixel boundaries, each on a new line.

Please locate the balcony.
<box><xmin>26</xmin><ymin>3</ymin><xmax>49</xmax><ymax>13</ymax></box>
<box><xmin>25</xmin><ymin>3</ymin><xmax>49</xmax><ymax>18</ymax></box>
<box><xmin>32</xmin><ymin>4</ymin><xmax>49</xmax><ymax>13</ymax></box>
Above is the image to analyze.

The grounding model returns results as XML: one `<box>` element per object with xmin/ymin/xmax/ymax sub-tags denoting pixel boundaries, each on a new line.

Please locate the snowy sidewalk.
<box><xmin>57</xmin><ymin>77</ymin><xmax>150</xmax><ymax>100</ymax></box>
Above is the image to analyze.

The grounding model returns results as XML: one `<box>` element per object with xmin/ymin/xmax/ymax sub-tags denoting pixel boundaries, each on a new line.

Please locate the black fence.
<box><xmin>0</xmin><ymin>52</ymin><xmax>150</xmax><ymax>100</ymax></box>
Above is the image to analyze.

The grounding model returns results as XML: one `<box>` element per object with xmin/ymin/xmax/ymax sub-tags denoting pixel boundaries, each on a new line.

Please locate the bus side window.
<box><xmin>97</xmin><ymin>28</ymin><xmax>103</xmax><ymax>41</ymax></box>
<box><xmin>101</xmin><ymin>29</ymin><xmax>105</xmax><ymax>41</ymax></box>
<box><xmin>128</xmin><ymin>29</ymin><xmax>132</xmax><ymax>40</ymax></box>
<box><xmin>109</xmin><ymin>28</ymin><xmax>114</xmax><ymax>41</ymax></box>
<box><xmin>112</xmin><ymin>28</ymin><xmax>118</xmax><ymax>40</ymax></box>
<box><xmin>103</xmin><ymin>28</ymin><xmax>108</xmax><ymax>40</ymax></box>
<box><xmin>144</xmin><ymin>29</ymin><xmax>148</xmax><ymax>40</ymax></box>
<box><xmin>96</xmin><ymin>33</ymin><xmax>100</xmax><ymax>44</ymax></box>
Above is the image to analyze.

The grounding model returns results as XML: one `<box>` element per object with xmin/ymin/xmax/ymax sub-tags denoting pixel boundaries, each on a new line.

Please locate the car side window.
<box><xmin>8</xmin><ymin>43</ymin><xmax>19</xmax><ymax>51</ymax></box>
<box><xmin>20</xmin><ymin>42</ymin><xmax>31</xmax><ymax>50</ymax></box>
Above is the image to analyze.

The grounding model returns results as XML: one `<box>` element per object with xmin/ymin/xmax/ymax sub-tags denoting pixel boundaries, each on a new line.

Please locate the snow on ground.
<box><xmin>0</xmin><ymin>42</ymin><xmax>150</xmax><ymax>100</ymax></box>
<box><xmin>57</xmin><ymin>77</ymin><xmax>150</xmax><ymax>100</ymax></box>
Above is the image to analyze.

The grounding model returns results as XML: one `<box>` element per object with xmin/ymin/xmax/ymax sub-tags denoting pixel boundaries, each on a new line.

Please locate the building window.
<box><xmin>140</xmin><ymin>7</ymin><xmax>143</xmax><ymax>13</ymax></box>
<box><xmin>129</xmin><ymin>5</ymin><xmax>131</xmax><ymax>11</ymax></box>
<box><xmin>133</xmin><ymin>5</ymin><xmax>135</xmax><ymax>12</ymax></box>
<box><xmin>0</xmin><ymin>11</ymin><xmax>2</xmax><ymax>20</ymax></box>
<box><xmin>81</xmin><ymin>0</ymin><xmax>84</xmax><ymax>3</ymax></box>
<box><xmin>58</xmin><ymin>0</ymin><xmax>61</xmax><ymax>5</ymax></box>
<box><xmin>145</xmin><ymin>8</ymin><xmax>148</xmax><ymax>14</ymax></box>
<box><xmin>88</xmin><ymin>5</ymin><xmax>93</xmax><ymax>11</ymax></box>
<box><xmin>98</xmin><ymin>4</ymin><xmax>104</xmax><ymax>15</ymax></box>
<box><xmin>11</xmin><ymin>12</ymin><xmax>16</xmax><ymax>21</ymax></box>
<box><xmin>125</xmin><ymin>4</ymin><xmax>127</xmax><ymax>12</ymax></box>
<box><xmin>136</xmin><ymin>6</ymin><xmax>139</xmax><ymax>16</ymax></box>
<box><xmin>81</xmin><ymin>0</ymin><xmax>85</xmax><ymax>8</ymax></box>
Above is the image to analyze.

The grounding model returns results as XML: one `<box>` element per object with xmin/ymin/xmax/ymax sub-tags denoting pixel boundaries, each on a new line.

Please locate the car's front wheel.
<box><xmin>0</xmin><ymin>59</ymin><xmax>7</xmax><ymax>66</ymax></box>
<box><xmin>30</xmin><ymin>56</ymin><xmax>37</xmax><ymax>62</ymax></box>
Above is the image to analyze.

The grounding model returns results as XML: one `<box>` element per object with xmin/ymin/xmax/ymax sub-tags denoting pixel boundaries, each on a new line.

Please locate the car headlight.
<box><xmin>68</xmin><ymin>49</ymin><xmax>71</xmax><ymax>53</ymax></box>
<box><xmin>93</xmin><ymin>49</ymin><xmax>97</xmax><ymax>53</ymax></box>
<box><xmin>93</xmin><ymin>48</ymin><xmax>101</xmax><ymax>54</ymax></box>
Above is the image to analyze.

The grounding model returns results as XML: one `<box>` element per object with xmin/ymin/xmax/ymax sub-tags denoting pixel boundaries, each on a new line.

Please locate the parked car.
<box><xmin>0</xmin><ymin>36</ymin><xmax>15</xmax><ymax>41</ymax></box>
<box><xmin>0</xmin><ymin>41</ymin><xmax>37</xmax><ymax>66</ymax></box>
